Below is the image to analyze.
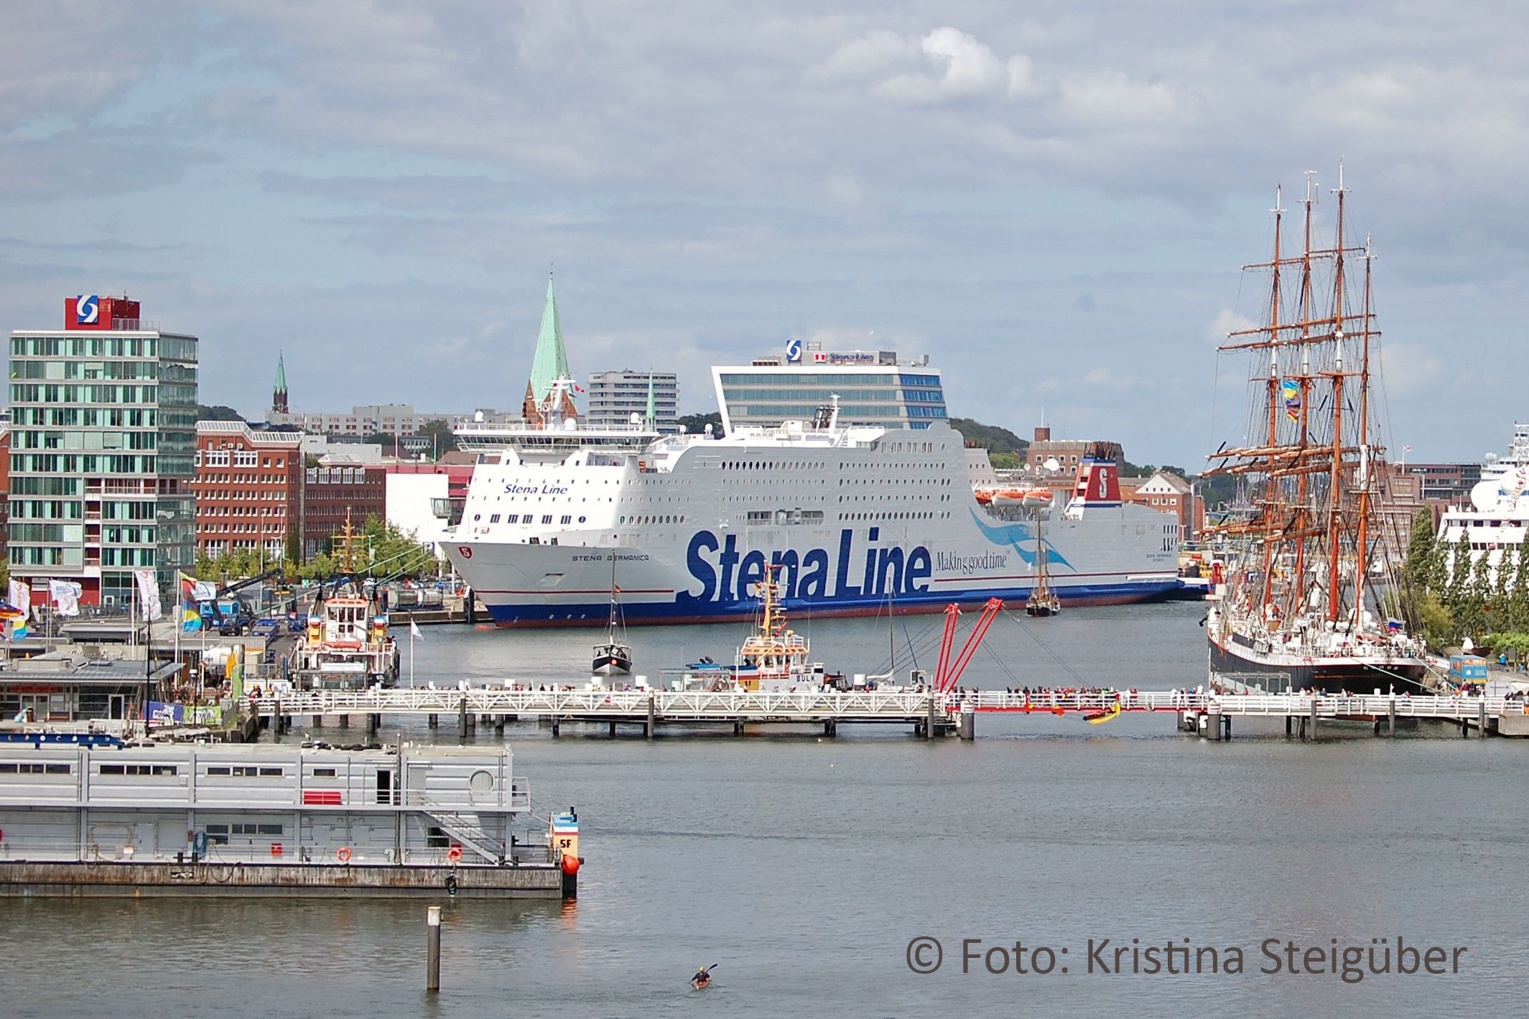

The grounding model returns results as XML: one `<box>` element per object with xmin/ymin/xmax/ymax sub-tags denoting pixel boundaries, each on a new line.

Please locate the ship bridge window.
<box><xmin>542</xmin><ymin>515</ymin><xmax>553</xmax><ymax>524</ymax></box>
<box><xmin>561</xmin><ymin>515</ymin><xmax>572</xmax><ymax>524</ymax></box>
<box><xmin>490</xmin><ymin>513</ymin><xmax>501</xmax><ymax>523</ymax></box>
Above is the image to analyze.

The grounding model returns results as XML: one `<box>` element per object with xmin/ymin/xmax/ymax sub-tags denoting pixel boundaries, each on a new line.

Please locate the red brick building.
<box><xmin>303</xmin><ymin>462</ymin><xmax>387</xmax><ymax>558</ymax></box>
<box><xmin>1121</xmin><ymin>470</ymin><xmax>1203</xmax><ymax>540</ymax></box>
<box><xmin>193</xmin><ymin>422</ymin><xmax>302</xmax><ymax>561</ymax></box>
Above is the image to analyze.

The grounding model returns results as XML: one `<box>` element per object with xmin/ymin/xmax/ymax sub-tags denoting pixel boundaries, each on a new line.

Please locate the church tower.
<box><xmin>522</xmin><ymin>274</ymin><xmax>579</xmax><ymax>425</ymax></box>
<box><xmin>272</xmin><ymin>352</ymin><xmax>289</xmax><ymax>415</ymax></box>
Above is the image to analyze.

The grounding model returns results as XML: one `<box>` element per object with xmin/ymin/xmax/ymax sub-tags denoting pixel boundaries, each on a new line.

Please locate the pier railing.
<box><xmin>245</xmin><ymin>687</ymin><xmax>1522</xmax><ymax>723</ymax></box>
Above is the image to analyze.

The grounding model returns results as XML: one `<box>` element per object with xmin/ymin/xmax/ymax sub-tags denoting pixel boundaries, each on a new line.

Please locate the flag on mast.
<box><xmin>410</xmin><ymin>619</ymin><xmax>424</xmax><ymax>641</ymax></box>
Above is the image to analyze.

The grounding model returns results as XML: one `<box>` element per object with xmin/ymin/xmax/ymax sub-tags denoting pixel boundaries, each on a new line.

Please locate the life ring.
<box><xmin>447</xmin><ymin>846</ymin><xmax>463</xmax><ymax>863</ymax></box>
<box><xmin>336</xmin><ymin>846</ymin><xmax>351</xmax><ymax>863</ymax></box>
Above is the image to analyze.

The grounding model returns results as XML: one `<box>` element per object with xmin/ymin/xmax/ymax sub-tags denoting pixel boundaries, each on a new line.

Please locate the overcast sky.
<box><xmin>2</xmin><ymin>1</ymin><xmax>1524</xmax><ymax>468</ymax></box>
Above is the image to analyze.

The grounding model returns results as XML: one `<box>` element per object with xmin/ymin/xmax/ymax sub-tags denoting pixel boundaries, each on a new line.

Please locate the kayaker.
<box><xmin>692</xmin><ymin>965</ymin><xmax>712</xmax><ymax>989</ymax></box>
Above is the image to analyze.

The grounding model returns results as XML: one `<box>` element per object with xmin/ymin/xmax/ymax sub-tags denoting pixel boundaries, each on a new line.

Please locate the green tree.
<box><xmin>948</xmin><ymin>418</ymin><xmax>1027</xmax><ymax>456</ymax></box>
<box><xmin>676</xmin><ymin>412</ymin><xmax>723</xmax><ymax>437</ymax></box>
<box><xmin>415</xmin><ymin>418</ymin><xmax>456</xmax><ymax>460</ymax></box>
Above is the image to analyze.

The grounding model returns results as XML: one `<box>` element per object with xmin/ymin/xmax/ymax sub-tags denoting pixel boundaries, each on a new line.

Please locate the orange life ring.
<box><xmin>447</xmin><ymin>846</ymin><xmax>463</xmax><ymax>863</ymax></box>
<box><xmin>336</xmin><ymin>846</ymin><xmax>351</xmax><ymax>863</ymax></box>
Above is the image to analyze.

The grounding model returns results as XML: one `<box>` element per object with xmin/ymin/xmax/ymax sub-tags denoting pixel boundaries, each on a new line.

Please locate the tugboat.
<box><xmin>730</xmin><ymin>564</ymin><xmax>835</xmax><ymax>691</ymax></box>
<box><xmin>1024</xmin><ymin>489</ymin><xmax>1061</xmax><ymax>617</ymax></box>
<box><xmin>291</xmin><ymin>515</ymin><xmax>401</xmax><ymax>690</ymax></box>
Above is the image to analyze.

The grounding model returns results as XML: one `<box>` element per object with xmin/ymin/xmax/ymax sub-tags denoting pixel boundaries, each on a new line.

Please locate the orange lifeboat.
<box><xmin>1021</xmin><ymin>488</ymin><xmax>1055</xmax><ymax>508</ymax></box>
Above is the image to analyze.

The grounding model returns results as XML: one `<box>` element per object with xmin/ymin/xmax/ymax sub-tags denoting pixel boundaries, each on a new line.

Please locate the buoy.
<box><xmin>447</xmin><ymin>846</ymin><xmax>463</xmax><ymax>863</ymax></box>
<box><xmin>561</xmin><ymin>854</ymin><xmax>581</xmax><ymax>875</ymax></box>
<box><xmin>336</xmin><ymin>846</ymin><xmax>351</xmax><ymax>863</ymax></box>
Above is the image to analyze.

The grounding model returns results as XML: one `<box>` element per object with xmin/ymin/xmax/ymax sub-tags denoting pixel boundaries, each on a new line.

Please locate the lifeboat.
<box><xmin>990</xmin><ymin>489</ymin><xmax>1028</xmax><ymax>507</ymax></box>
<box><xmin>1021</xmin><ymin>488</ymin><xmax>1055</xmax><ymax>508</ymax></box>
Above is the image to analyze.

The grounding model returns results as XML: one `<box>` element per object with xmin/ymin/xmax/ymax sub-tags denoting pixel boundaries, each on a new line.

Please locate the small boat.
<box><xmin>1085</xmin><ymin>702</ymin><xmax>1121</xmax><ymax>724</ymax></box>
<box><xmin>592</xmin><ymin>561</ymin><xmax>632</xmax><ymax>676</ymax></box>
<box><xmin>1025</xmin><ymin>496</ymin><xmax>1061</xmax><ymax>617</ymax></box>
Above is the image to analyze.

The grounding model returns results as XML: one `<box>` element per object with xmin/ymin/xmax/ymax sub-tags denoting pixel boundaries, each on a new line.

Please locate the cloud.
<box><xmin>1375</xmin><ymin>341</ymin><xmax>1444</xmax><ymax>398</ymax></box>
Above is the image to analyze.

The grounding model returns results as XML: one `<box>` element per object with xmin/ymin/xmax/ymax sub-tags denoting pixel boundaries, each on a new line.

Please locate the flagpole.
<box><xmin>409</xmin><ymin>613</ymin><xmax>415</xmax><ymax>688</ymax></box>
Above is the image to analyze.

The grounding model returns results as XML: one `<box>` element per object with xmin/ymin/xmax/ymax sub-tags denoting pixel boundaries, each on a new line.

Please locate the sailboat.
<box><xmin>1203</xmin><ymin>165</ymin><xmax>1427</xmax><ymax>694</ymax></box>
<box><xmin>591</xmin><ymin>559</ymin><xmax>632</xmax><ymax>676</ymax></box>
<box><xmin>1023</xmin><ymin>489</ymin><xmax>1061</xmax><ymax>617</ymax></box>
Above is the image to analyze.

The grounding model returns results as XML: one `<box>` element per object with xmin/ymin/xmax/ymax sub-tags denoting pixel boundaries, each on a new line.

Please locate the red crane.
<box><xmin>933</xmin><ymin>598</ymin><xmax>1003</xmax><ymax>695</ymax></box>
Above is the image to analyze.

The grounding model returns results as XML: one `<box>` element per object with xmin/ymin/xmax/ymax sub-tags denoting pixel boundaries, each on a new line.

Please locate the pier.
<box><xmin>247</xmin><ymin>688</ymin><xmax>1529</xmax><ymax>739</ymax></box>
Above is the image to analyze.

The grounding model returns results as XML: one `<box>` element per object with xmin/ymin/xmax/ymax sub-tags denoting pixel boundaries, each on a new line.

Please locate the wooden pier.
<box><xmin>246</xmin><ymin>688</ymin><xmax>1529</xmax><ymax>740</ymax></box>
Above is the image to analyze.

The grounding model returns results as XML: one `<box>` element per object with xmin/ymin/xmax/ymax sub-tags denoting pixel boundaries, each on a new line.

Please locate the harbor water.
<box><xmin>4</xmin><ymin>602</ymin><xmax>1523</xmax><ymax>1017</ymax></box>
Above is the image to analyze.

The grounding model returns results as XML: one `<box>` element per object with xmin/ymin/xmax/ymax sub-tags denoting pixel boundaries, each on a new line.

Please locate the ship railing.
<box><xmin>413</xmin><ymin>795</ymin><xmax>506</xmax><ymax>864</ymax></box>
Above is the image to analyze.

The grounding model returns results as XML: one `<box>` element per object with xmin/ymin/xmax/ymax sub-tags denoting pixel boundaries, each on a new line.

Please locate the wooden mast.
<box><xmin>1326</xmin><ymin>162</ymin><xmax>1349</xmax><ymax>623</ymax></box>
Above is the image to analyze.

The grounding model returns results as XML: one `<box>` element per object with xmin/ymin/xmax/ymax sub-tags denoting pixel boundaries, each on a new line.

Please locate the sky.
<box><xmin>2</xmin><ymin>0</ymin><xmax>1526</xmax><ymax>469</ymax></box>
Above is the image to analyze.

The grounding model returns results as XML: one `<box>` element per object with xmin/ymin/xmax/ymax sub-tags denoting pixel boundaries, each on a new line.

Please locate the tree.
<box><xmin>415</xmin><ymin>418</ymin><xmax>456</xmax><ymax>460</ymax></box>
<box><xmin>676</xmin><ymin>412</ymin><xmax>723</xmax><ymax>437</ymax></box>
<box><xmin>195</xmin><ymin>404</ymin><xmax>244</xmax><ymax>422</ymax></box>
<box><xmin>948</xmin><ymin>418</ymin><xmax>1027</xmax><ymax>456</ymax></box>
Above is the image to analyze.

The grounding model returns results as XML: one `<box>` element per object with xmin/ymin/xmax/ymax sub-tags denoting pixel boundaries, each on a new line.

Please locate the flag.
<box><xmin>1404</xmin><ymin>445</ymin><xmax>1412</xmax><ymax>452</ymax></box>
<box><xmin>49</xmin><ymin>579</ymin><xmax>82</xmax><ymax>617</ymax></box>
<box><xmin>134</xmin><ymin>569</ymin><xmax>162</xmax><ymax>621</ymax></box>
<box><xmin>410</xmin><ymin>619</ymin><xmax>424</xmax><ymax>641</ymax></box>
<box><xmin>8</xmin><ymin>580</ymin><xmax>29</xmax><ymax>622</ymax></box>
<box><xmin>1280</xmin><ymin>379</ymin><xmax>1301</xmax><ymax>422</ymax></box>
<box><xmin>8</xmin><ymin>580</ymin><xmax>29</xmax><ymax>641</ymax></box>
<box><xmin>179</xmin><ymin>572</ymin><xmax>203</xmax><ymax>631</ymax></box>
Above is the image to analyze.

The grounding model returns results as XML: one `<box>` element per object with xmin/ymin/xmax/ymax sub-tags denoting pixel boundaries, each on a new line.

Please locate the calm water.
<box><xmin>4</xmin><ymin>603</ymin><xmax>1525</xmax><ymax>1017</ymax></box>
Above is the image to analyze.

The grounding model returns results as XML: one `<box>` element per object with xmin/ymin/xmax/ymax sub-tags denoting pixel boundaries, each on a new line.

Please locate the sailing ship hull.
<box><xmin>592</xmin><ymin>644</ymin><xmax>632</xmax><ymax>676</ymax></box>
<box><xmin>1208</xmin><ymin>629</ymin><xmax>1427</xmax><ymax>695</ymax></box>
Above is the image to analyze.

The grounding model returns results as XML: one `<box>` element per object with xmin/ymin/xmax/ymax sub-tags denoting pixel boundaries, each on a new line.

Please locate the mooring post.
<box><xmin>926</xmin><ymin>693</ymin><xmax>937</xmax><ymax>740</ymax></box>
<box><xmin>1207</xmin><ymin>712</ymin><xmax>1222</xmax><ymax>741</ymax></box>
<box><xmin>426</xmin><ymin>904</ymin><xmax>442</xmax><ymax>993</ymax></box>
<box><xmin>427</xmin><ymin>713</ymin><xmax>438</xmax><ymax>729</ymax></box>
<box><xmin>366</xmin><ymin>713</ymin><xmax>379</xmax><ymax>738</ymax></box>
<box><xmin>338</xmin><ymin>714</ymin><xmax>350</xmax><ymax>729</ymax></box>
<box><xmin>1479</xmin><ymin>699</ymin><xmax>1488</xmax><ymax>739</ymax></box>
<box><xmin>551</xmin><ymin>716</ymin><xmax>560</xmax><ymax>737</ymax></box>
<box><xmin>1388</xmin><ymin>698</ymin><xmax>1396</xmax><ymax>738</ymax></box>
<box><xmin>1308</xmin><ymin>699</ymin><xmax>1318</xmax><ymax>742</ymax></box>
<box><xmin>958</xmin><ymin>704</ymin><xmax>975</xmax><ymax>741</ymax></box>
<box><xmin>273</xmin><ymin>699</ymin><xmax>283</xmax><ymax>742</ymax></box>
<box><xmin>1285</xmin><ymin>714</ymin><xmax>1293</xmax><ymax>739</ymax></box>
<box><xmin>646</xmin><ymin>693</ymin><xmax>655</xmax><ymax>740</ymax></box>
<box><xmin>458</xmin><ymin>698</ymin><xmax>468</xmax><ymax>738</ymax></box>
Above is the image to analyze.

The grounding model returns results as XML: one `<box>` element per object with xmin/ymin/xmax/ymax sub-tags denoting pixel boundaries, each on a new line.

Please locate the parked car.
<box><xmin>251</xmin><ymin>617</ymin><xmax>282</xmax><ymax>638</ymax></box>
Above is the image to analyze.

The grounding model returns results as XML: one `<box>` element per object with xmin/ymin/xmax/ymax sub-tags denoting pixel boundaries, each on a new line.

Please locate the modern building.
<box><xmin>584</xmin><ymin>370</ymin><xmax>678</xmax><ymax>432</ymax></box>
<box><xmin>192</xmin><ymin>421</ymin><xmax>303</xmax><ymax>562</ymax></box>
<box><xmin>713</xmin><ymin>341</ymin><xmax>946</xmax><ymax>432</ymax></box>
<box><xmin>7</xmin><ymin>295</ymin><xmax>198</xmax><ymax>607</ymax></box>
<box><xmin>384</xmin><ymin>462</ymin><xmax>475</xmax><ymax>554</ymax></box>
<box><xmin>302</xmin><ymin>463</ymin><xmax>386</xmax><ymax>558</ymax></box>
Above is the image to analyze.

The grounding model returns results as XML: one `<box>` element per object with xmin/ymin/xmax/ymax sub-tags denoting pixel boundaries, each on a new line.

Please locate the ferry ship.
<box><xmin>1436</xmin><ymin>422</ymin><xmax>1529</xmax><ymax>585</ymax></box>
<box><xmin>441</xmin><ymin>295</ymin><xmax>1180</xmax><ymax>627</ymax></box>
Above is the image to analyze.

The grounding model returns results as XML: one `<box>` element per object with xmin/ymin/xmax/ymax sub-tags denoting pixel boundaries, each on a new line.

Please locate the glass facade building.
<box><xmin>7</xmin><ymin>303</ymin><xmax>198</xmax><ymax>607</ymax></box>
<box><xmin>712</xmin><ymin>357</ymin><xmax>946</xmax><ymax>433</ymax></box>
<box><xmin>584</xmin><ymin>370</ymin><xmax>679</xmax><ymax>432</ymax></box>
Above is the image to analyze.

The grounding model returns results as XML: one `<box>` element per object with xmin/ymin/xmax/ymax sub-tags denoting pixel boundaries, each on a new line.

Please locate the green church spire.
<box><xmin>527</xmin><ymin>273</ymin><xmax>571</xmax><ymax>405</ymax></box>
<box><xmin>272</xmin><ymin>351</ymin><xmax>289</xmax><ymax>414</ymax></box>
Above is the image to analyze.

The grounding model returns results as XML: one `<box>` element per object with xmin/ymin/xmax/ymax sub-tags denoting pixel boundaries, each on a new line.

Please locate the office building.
<box><xmin>7</xmin><ymin>295</ymin><xmax>197</xmax><ymax>606</ymax></box>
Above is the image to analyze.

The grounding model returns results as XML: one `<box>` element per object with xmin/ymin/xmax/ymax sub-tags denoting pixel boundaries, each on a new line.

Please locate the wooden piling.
<box><xmin>1388</xmin><ymin>699</ymin><xmax>1396</xmax><ymax>737</ymax></box>
<box><xmin>426</xmin><ymin>904</ymin><xmax>442</xmax><ymax>992</ymax></box>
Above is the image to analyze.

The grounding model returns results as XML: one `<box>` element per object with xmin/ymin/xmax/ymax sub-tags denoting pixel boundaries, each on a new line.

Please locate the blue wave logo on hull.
<box><xmin>678</xmin><ymin>527</ymin><xmax>932</xmax><ymax>607</ymax></box>
<box><xmin>967</xmin><ymin>508</ymin><xmax>1076</xmax><ymax>571</ymax></box>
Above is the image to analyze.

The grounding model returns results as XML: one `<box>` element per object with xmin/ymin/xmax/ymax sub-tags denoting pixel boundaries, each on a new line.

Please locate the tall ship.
<box><xmin>440</xmin><ymin>279</ymin><xmax>1180</xmax><ymax>627</ymax></box>
<box><xmin>1203</xmin><ymin>166</ymin><xmax>1427</xmax><ymax>693</ymax></box>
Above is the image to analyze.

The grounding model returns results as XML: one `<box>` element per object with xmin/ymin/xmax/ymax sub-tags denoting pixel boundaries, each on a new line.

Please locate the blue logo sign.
<box><xmin>785</xmin><ymin>337</ymin><xmax>802</xmax><ymax>363</ymax></box>
<box><xmin>678</xmin><ymin>527</ymin><xmax>933</xmax><ymax>606</ymax></box>
<box><xmin>76</xmin><ymin>295</ymin><xmax>99</xmax><ymax>325</ymax></box>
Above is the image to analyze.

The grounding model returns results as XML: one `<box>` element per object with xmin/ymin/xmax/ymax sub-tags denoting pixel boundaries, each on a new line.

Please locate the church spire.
<box><xmin>523</xmin><ymin>273</ymin><xmax>578</xmax><ymax>423</ymax></box>
<box><xmin>273</xmin><ymin>351</ymin><xmax>289</xmax><ymax>415</ymax></box>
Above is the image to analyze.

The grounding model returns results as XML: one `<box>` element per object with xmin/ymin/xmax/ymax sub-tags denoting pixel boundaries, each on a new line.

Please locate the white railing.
<box><xmin>248</xmin><ymin>687</ymin><xmax>1518</xmax><ymax>722</ymax></box>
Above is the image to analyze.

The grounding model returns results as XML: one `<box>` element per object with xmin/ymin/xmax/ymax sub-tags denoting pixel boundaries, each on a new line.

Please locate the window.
<box><xmin>232</xmin><ymin>823</ymin><xmax>284</xmax><ymax>836</ymax></box>
<box><xmin>312</xmin><ymin>767</ymin><xmax>337</xmax><ymax>778</ymax></box>
<box><xmin>426</xmin><ymin>825</ymin><xmax>451</xmax><ymax>848</ymax></box>
<box><xmin>99</xmin><ymin>763</ymin><xmax>178</xmax><ymax>776</ymax></box>
<box><xmin>490</xmin><ymin>514</ymin><xmax>501</xmax><ymax>523</ymax></box>
<box><xmin>0</xmin><ymin>762</ymin><xmax>70</xmax><ymax>774</ymax></box>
